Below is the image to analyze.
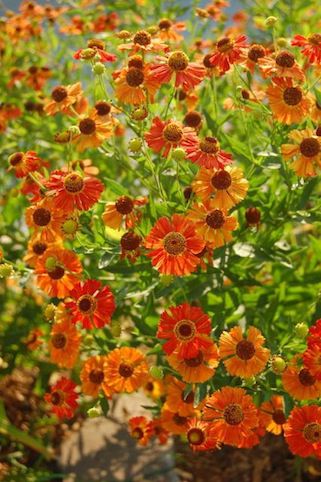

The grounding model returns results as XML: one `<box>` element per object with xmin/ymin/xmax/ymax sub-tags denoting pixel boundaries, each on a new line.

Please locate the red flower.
<box><xmin>44</xmin><ymin>377</ymin><xmax>78</xmax><ymax>419</ymax></box>
<box><xmin>74</xmin><ymin>39</ymin><xmax>116</xmax><ymax>63</ymax></box>
<box><xmin>157</xmin><ymin>302</ymin><xmax>212</xmax><ymax>358</ymax></box>
<box><xmin>46</xmin><ymin>170</ymin><xmax>104</xmax><ymax>212</ymax></box>
<box><xmin>145</xmin><ymin>214</ymin><xmax>205</xmax><ymax>276</ymax></box>
<box><xmin>145</xmin><ymin>117</ymin><xmax>194</xmax><ymax>158</ymax></box>
<box><xmin>284</xmin><ymin>405</ymin><xmax>321</xmax><ymax>458</ymax></box>
<box><xmin>210</xmin><ymin>35</ymin><xmax>248</xmax><ymax>73</ymax></box>
<box><xmin>65</xmin><ymin>279</ymin><xmax>116</xmax><ymax>329</ymax></box>
<box><xmin>182</xmin><ymin>135</ymin><xmax>233</xmax><ymax>169</ymax></box>
<box><xmin>307</xmin><ymin>319</ymin><xmax>321</xmax><ymax>347</ymax></box>
<box><xmin>291</xmin><ymin>34</ymin><xmax>321</xmax><ymax>64</ymax></box>
<box><xmin>8</xmin><ymin>151</ymin><xmax>45</xmax><ymax>178</ymax></box>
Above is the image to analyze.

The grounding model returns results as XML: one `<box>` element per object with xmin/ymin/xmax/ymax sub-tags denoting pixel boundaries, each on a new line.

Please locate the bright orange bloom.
<box><xmin>310</xmin><ymin>100</ymin><xmax>321</xmax><ymax>123</ymax></box>
<box><xmin>182</xmin><ymin>135</ymin><xmax>233</xmax><ymax>169</ymax></box>
<box><xmin>102</xmin><ymin>195</ymin><xmax>147</xmax><ymax>230</ymax></box>
<box><xmin>145</xmin><ymin>117</ymin><xmax>194</xmax><ymax>158</ymax></box>
<box><xmin>258</xmin><ymin>51</ymin><xmax>305</xmax><ymax>81</ymax></box>
<box><xmin>188</xmin><ymin>201</ymin><xmax>238</xmax><ymax>249</ymax></box>
<box><xmin>44</xmin><ymin>82</ymin><xmax>83</xmax><ymax>116</ymax></box>
<box><xmin>114</xmin><ymin>64</ymin><xmax>160</xmax><ymax>105</ymax></box>
<box><xmin>209</xmin><ymin>35</ymin><xmax>248</xmax><ymax>73</ymax></box>
<box><xmin>72</xmin><ymin>111</ymin><xmax>113</xmax><ymax>152</ymax></box>
<box><xmin>219</xmin><ymin>326</ymin><xmax>270</xmax><ymax>378</ymax></box>
<box><xmin>145</xmin><ymin>214</ymin><xmax>205</xmax><ymax>276</ymax></box>
<box><xmin>8</xmin><ymin>151</ymin><xmax>44</xmax><ymax>179</ymax></box>
<box><xmin>49</xmin><ymin>319</ymin><xmax>81</xmax><ymax>369</ymax></box>
<box><xmin>157</xmin><ymin>303</ymin><xmax>212</xmax><ymax>358</ymax></box>
<box><xmin>186</xmin><ymin>418</ymin><xmax>218</xmax><ymax>451</ymax></box>
<box><xmin>149</xmin><ymin>51</ymin><xmax>206</xmax><ymax>92</ymax></box>
<box><xmin>118</xmin><ymin>30</ymin><xmax>169</xmax><ymax>54</ymax></box>
<box><xmin>281</xmin><ymin>128</ymin><xmax>321</xmax><ymax>177</ymax></box>
<box><xmin>202</xmin><ymin>386</ymin><xmax>258</xmax><ymax>447</ymax></box>
<box><xmin>241</xmin><ymin>43</ymin><xmax>267</xmax><ymax>73</ymax></box>
<box><xmin>65</xmin><ymin>279</ymin><xmax>115</xmax><ymax>329</ymax></box>
<box><xmin>46</xmin><ymin>170</ymin><xmax>104</xmax><ymax>212</ymax></box>
<box><xmin>266</xmin><ymin>77</ymin><xmax>311</xmax><ymax>125</ymax></box>
<box><xmin>164</xmin><ymin>376</ymin><xmax>200</xmax><ymax>416</ymax></box>
<box><xmin>303</xmin><ymin>344</ymin><xmax>321</xmax><ymax>381</ymax></box>
<box><xmin>74</xmin><ymin>38</ymin><xmax>116</xmax><ymax>62</ymax></box>
<box><xmin>284</xmin><ymin>405</ymin><xmax>321</xmax><ymax>458</ymax></box>
<box><xmin>35</xmin><ymin>247</ymin><xmax>82</xmax><ymax>298</ymax></box>
<box><xmin>167</xmin><ymin>342</ymin><xmax>219</xmax><ymax>383</ymax></box>
<box><xmin>25</xmin><ymin>198</ymin><xmax>66</xmax><ymax>243</ymax></box>
<box><xmin>44</xmin><ymin>377</ymin><xmax>78</xmax><ymax>419</ymax></box>
<box><xmin>129</xmin><ymin>417</ymin><xmax>153</xmax><ymax>446</ymax></box>
<box><xmin>160</xmin><ymin>408</ymin><xmax>190</xmax><ymax>435</ymax></box>
<box><xmin>307</xmin><ymin>319</ymin><xmax>321</xmax><ymax>347</ymax></box>
<box><xmin>292</xmin><ymin>34</ymin><xmax>321</xmax><ymax>64</ymax></box>
<box><xmin>103</xmin><ymin>347</ymin><xmax>148</xmax><ymax>394</ymax></box>
<box><xmin>282</xmin><ymin>355</ymin><xmax>321</xmax><ymax>400</ymax></box>
<box><xmin>157</xmin><ymin>19</ymin><xmax>185</xmax><ymax>42</ymax></box>
<box><xmin>192</xmin><ymin>166</ymin><xmax>248</xmax><ymax>209</ymax></box>
<box><xmin>24</xmin><ymin>236</ymin><xmax>60</xmax><ymax>268</ymax></box>
<box><xmin>150</xmin><ymin>417</ymin><xmax>170</xmax><ymax>444</ymax></box>
<box><xmin>259</xmin><ymin>396</ymin><xmax>287</xmax><ymax>435</ymax></box>
<box><xmin>80</xmin><ymin>355</ymin><xmax>110</xmax><ymax>397</ymax></box>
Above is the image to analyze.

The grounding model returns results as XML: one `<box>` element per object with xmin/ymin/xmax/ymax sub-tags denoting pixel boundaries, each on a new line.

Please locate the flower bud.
<box><xmin>0</xmin><ymin>263</ymin><xmax>14</xmax><ymax>278</ymax></box>
<box><xmin>128</xmin><ymin>138</ymin><xmax>143</xmax><ymax>153</ymax></box>
<box><xmin>92</xmin><ymin>62</ymin><xmax>106</xmax><ymax>75</ymax></box>
<box><xmin>295</xmin><ymin>323</ymin><xmax>309</xmax><ymax>338</ymax></box>
<box><xmin>62</xmin><ymin>219</ymin><xmax>78</xmax><ymax>235</ymax></box>
<box><xmin>271</xmin><ymin>355</ymin><xmax>286</xmax><ymax>374</ymax></box>
<box><xmin>277</xmin><ymin>37</ymin><xmax>288</xmax><ymax>48</ymax></box>
<box><xmin>110</xmin><ymin>319</ymin><xmax>121</xmax><ymax>337</ymax></box>
<box><xmin>149</xmin><ymin>366</ymin><xmax>164</xmax><ymax>379</ymax></box>
<box><xmin>44</xmin><ymin>303</ymin><xmax>56</xmax><ymax>321</ymax></box>
<box><xmin>131</xmin><ymin>107</ymin><xmax>148</xmax><ymax>121</ymax></box>
<box><xmin>88</xmin><ymin>406</ymin><xmax>102</xmax><ymax>418</ymax></box>
<box><xmin>264</xmin><ymin>16</ymin><xmax>278</xmax><ymax>27</ymax></box>
<box><xmin>172</xmin><ymin>147</ymin><xmax>185</xmax><ymax>161</ymax></box>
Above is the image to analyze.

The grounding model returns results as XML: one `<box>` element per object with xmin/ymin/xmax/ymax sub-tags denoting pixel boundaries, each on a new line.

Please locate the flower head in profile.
<box><xmin>118</xmin><ymin>29</ymin><xmax>169</xmax><ymax>54</ymax></box>
<box><xmin>182</xmin><ymin>135</ymin><xmax>233</xmax><ymax>169</ymax></box>
<box><xmin>44</xmin><ymin>377</ymin><xmax>78</xmax><ymax>419</ymax></box>
<box><xmin>291</xmin><ymin>34</ymin><xmax>321</xmax><ymax>64</ymax></box>
<box><xmin>72</xmin><ymin>111</ymin><xmax>113</xmax><ymax>152</ymax></box>
<box><xmin>145</xmin><ymin>214</ymin><xmax>205</xmax><ymax>276</ymax></box>
<box><xmin>44</xmin><ymin>82</ymin><xmax>84</xmax><ymax>116</ymax></box>
<box><xmin>259</xmin><ymin>396</ymin><xmax>287</xmax><ymax>435</ymax></box>
<box><xmin>114</xmin><ymin>59</ymin><xmax>160</xmax><ymax>105</ymax></box>
<box><xmin>258</xmin><ymin>50</ymin><xmax>305</xmax><ymax>82</ymax></box>
<box><xmin>282</xmin><ymin>354</ymin><xmax>321</xmax><ymax>400</ymax></box>
<box><xmin>8</xmin><ymin>151</ymin><xmax>44</xmax><ymax>179</ymax></box>
<box><xmin>209</xmin><ymin>35</ymin><xmax>248</xmax><ymax>73</ymax></box>
<box><xmin>49</xmin><ymin>318</ymin><xmax>81</xmax><ymax>368</ymax></box>
<box><xmin>145</xmin><ymin>117</ymin><xmax>194</xmax><ymax>158</ymax></box>
<box><xmin>164</xmin><ymin>376</ymin><xmax>201</xmax><ymax>417</ymax></box>
<box><xmin>241</xmin><ymin>43</ymin><xmax>267</xmax><ymax>73</ymax></box>
<box><xmin>284</xmin><ymin>405</ymin><xmax>321</xmax><ymax>458</ymax></box>
<box><xmin>74</xmin><ymin>38</ymin><xmax>116</xmax><ymax>62</ymax></box>
<box><xmin>157</xmin><ymin>19</ymin><xmax>185</xmax><ymax>43</ymax></box>
<box><xmin>103</xmin><ymin>347</ymin><xmax>148</xmax><ymax>394</ymax></box>
<box><xmin>65</xmin><ymin>279</ymin><xmax>115</xmax><ymax>329</ymax></box>
<box><xmin>281</xmin><ymin>128</ymin><xmax>321</xmax><ymax>177</ymax></box>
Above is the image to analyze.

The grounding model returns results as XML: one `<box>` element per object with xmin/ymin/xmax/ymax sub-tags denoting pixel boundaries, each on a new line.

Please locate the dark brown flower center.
<box><xmin>48</xmin><ymin>266</ymin><xmax>65</xmax><ymax>280</ymax></box>
<box><xmin>173</xmin><ymin>413</ymin><xmax>187</xmax><ymax>425</ymax></box>
<box><xmin>272</xmin><ymin>409</ymin><xmax>286</xmax><ymax>425</ymax></box>
<box><xmin>89</xmin><ymin>369</ymin><xmax>104</xmax><ymax>384</ymax></box>
<box><xmin>184</xmin><ymin>351</ymin><xmax>204</xmax><ymax>367</ymax></box>
<box><xmin>79</xmin><ymin>118</ymin><xmax>96</xmax><ymax>135</ymax></box>
<box><xmin>120</xmin><ymin>232</ymin><xmax>141</xmax><ymax>251</ymax></box>
<box><xmin>246</xmin><ymin>207</ymin><xmax>261</xmax><ymax>225</ymax></box>
<box><xmin>224</xmin><ymin>403</ymin><xmax>244</xmax><ymax>425</ymax></box>
<box><xmin>217</xmin><ymin>37</ymin><xmax>234</xmax><ymax>53</ymax></box>
<box><xmin>64</xmin><ymin>173</ymin><xmax>84</xmax><ymax>193</ymax></box>
<box><xmin>128</xmin><ymin>55</ymin><xmax>144</xmax><ymax>69</ymax></box>
<box><xmin>298</xmin><ymin>368</ymin><xmax>316</xmax><ymax>386</ymax></box>
<box><xmin>181</xmin><ymin>390</ymin><xmax>194</xmax><ymax>404</ymax></box>
<box><xmin>168</xmin><ymin>51</ymin><xmax>189</xmax><ymax>71</ymax></box>
<box><xmin>95</xmin><ymin>101</ymin><xmax>111</xmax><ymax>116</ymax></box>
<box><xmin>9</xmin><ymin>152</ymin><xmax>24</xmax><ymax>166</ymax></box>
<box><xmin>248</xmin><ymin>44</ymin><xmax>265</xmax><ymax>62</ymax></box>
<box><xmin>183</xmin><ymin>186</ymin><xmax>193</xmax><ymax>200</ymax></box>
<box><xmin>184</xmin><ymin>111</ymin><xmax>202</xmax><ymax>128</ymax></box>
<box><xmin>88</xmin><ymin>38</ymin><xmax>105</xmax><ymax>50</ymax></box>
<box><xmin>174</xmin><ymin>319</ymin><xmax>196</xmax><ymax>341</ymax></box>
<box><xmin>51</xmin><ymin>391</ymin><xmax>62</xmax><ymax>405</ymax></box>
<box><xmin>51</xmin><ymin>86</ymin><xmax>68</xmax><ymax>102</ymax></box>
<box><xmin>187</xmin><ymin>428</ymin><xmax>205</xmax><ymax>445</ymax></box>
<box><xmin>132</xmin><ymin>427</ymin><xmax>144</xmax><ymax>439</ymax></box>
<box><xmin>32</xmin><ymin>241</ymin><xmax>47</xmax><ymax>255</ymax></box>
<box><xmin>119</xmin><ymin>363</ymin><xmax>134</xmax><ymax>378</ymax></box>
<box><xmin>115</xmin><ymin>196</ymin><xmax>134</xmax><ymax>215</ymax></box>
<box><xmin>206</xmin><ymin>209</ymin><xmax>225</xmax><ymax>229</ymax></box>
<box><xmin>241</xmin><ymin>89</ymin><xmax>250</xmax><ymax>100</ymax></box>
<box><xmin>283</xmin><ymin>87</ymin><xmax>302</xmax><ymax>106</ymax></box>
<box><xmin>303</xmin><ymin>422</ymin><xmax>321</xmax><ymax>443</ymax></box>
<box><xmin>77</xmin><ymin>294</ymin><xmax>96</xmax><ymax>314</ymax></box>
<box><xmin>33</xmin><ymin>208</ymin><xmax>51</xmax><ymax>226</ymax></box>
<box><xmin>203</xmin><ymin>53</ymin><xmax>213</xmax><ymax>68</ymax></box>
<box><xmin>133</xmin><ymin>30</ymin><xmax>151</xmax><ymax>46</ymax></box>
<box><xmin>299</xmin><ymin>137</ymin><xmax>320</xmax><ymax>157</ymax></box>
<box><xmin>51</xmin><ymin>333</ymin><xmax>67</xmax><ymax>349</ymax></box>
<box><xmin>236</xmin><ymin>339</ymin><xmax>255</xmax><ymax>360</ymax></box>
<box><xmin>28</xmin><ymin>66</ymin><xmax>38</xmax><ymax>75</ymax></box>
<box><xmin>275</xmin><ymin>51</ymin><xmax>295</xmax><ymax>68</ymax></box>
<box><xmin>308</xmin><ymin>34</ymin><xmax>321</xmax><ymax>46</ymax></box>
<box><xmin>211</xmin><ymin>170</ymin><xmax>232</xmax><ymax>190</ymax></box>
<box><xmin>163</xmin><ymin>231</ymin><xmax>186</xmax><ymax>255</ymax></box>
<box><xmin>126</xmin><ymin>67</ymin><xmax>145</xmax><ymax>87</ymax></box>
<box><xmin>199</xmin><ymin>136</ymin><xmax>219</xmax><ymax>154</ymax></box>
<box><xmin>158</xmin><ymin>18</ymin><xmax>172</xmax><ymax>30</ymax></box>
<box><xmin>145</xmin><ymin>382</ymin><xmax>154</xmax><ymax>392</ymax></box>
<box><xmin>163</xmin><ymin>123</ymin><xmax>183</xmax><ymax>143</ymax></box>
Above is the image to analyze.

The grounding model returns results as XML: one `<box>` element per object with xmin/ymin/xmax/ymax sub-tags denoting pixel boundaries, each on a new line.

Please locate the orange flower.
<box><xmin>164</xmin><ymin>376</ymin><xmax>200</xmax><ymax>417</ymax></box>
<box><xmin>49</xmin><ymin>319</ymin><xmax>81</xmax><ymax>368</ymax></box>
<box><xmin>266</xmin><ymin>77</ymin><xmax>311</xmax><ymax>124</ymax></box>
<box><xmin>46</xmin><ymin>170</ymin><xmax>104</xmax><ymax>212</ymax></box>
<box><xmin>150</xmin><ymin>417</ymin><xmax>170</xmax><ymax>444</ymax></box>
<box><xmin>25</xmin><ymin>66</ymin><xmax>51</xmax><ymax>91</ymax></box>
<box><xmin>167</xmin><ymin>342</ymin><xmax>219</xmax><ymax>383</ymax></box>
<box><xmin>258</xmin><ymin>51</ymin><xmax>305</xmax><ymax>81</ymax></box>
<box><xmin>44</xmin><ymin>82</ymin><xmax>83</xmax><ymax>116</ymax></box>
<box><xmin>149</xmin><ymin>51</ymin><xmax>206</xmax><ymax>92</ymax></box>
<box><xmin>118</xmin><ymin>30</ymin><xmax>169</xmax><ymax>54</ymax></box>
<box><xmin>24</xmin><ymin>328</ymin><xmax>43</xmax><ymax>350</ymax></box>
<box><xmin>25</xmin><ymin>198</ymin><xmax>66</xmax><ymax>243</ymax></box>
<box><xmin>202</xmin><ymin>386</ymin><xmax>259</xmax><ymax>447</ymax></box>
<box><xmin>310</xmin><ymin>100</ymin><xmax>321</xmax><ymax>123</ymax></box>
<box><xmin>72</xmin><ymin>111</ymin><xmax>113</xmax><ymax>152</ymax></box>
<box><xmin>80</xmin><ymin>355</ymin><xmax>110</xmax><ymax>397</ymax></box>
<box><xmin>102</xmin><ymin>195</ymin><xmax>147</xmax><ymax>230</ymax></box>
<box><xmin>160</xmin><ymin>408</ymin><xmax>190</xmax><ymax>435</ymax></box>
<box><xmin>209</xmin><ymin>35</ymin><xmax>248</xmax><ymax>73</ymax></box>
<box><xmin>303</xmin><ymin>344</ymin><xmax>321</xmax><ymax>381</ymax></box>
<box><xmin>182</xmin><ymin>135</ymin><xmax>233</xmax><ymax>169</ymax></box>
<box><xmin>74</xmin><ymin>38</ymin><xmax>116</xmax><ymax>62</ymax></box>
<box><xmin>145</xmin><ymin>117</ymin><xmax>194</xmax><ymax>158</ymax></box>
<box><xmin>281</xmin><ymin>128</ymin><xmax>321</xmax><ymax>177</ymax></box>
<box><xmin>291</xmin><ymin>34</ymin><xmax>321</xmax><ymax>64</ymax></box>
<box><xmin>65</xmin><ymin>279</ymin><xmax>115</xmax><ymax>329</ymax></box>
<box><xmin>192</xmin><ymin>166</ymin><xmax>248</xmax><ymax>209</ymax></box>
<box><xmin>24</xmin><ymin>236</ymin><xmax>59</xmax><ymax>268</ymax></box>
<box><xmin>8</xmin><ymin>151</ymin><xmax>44</xmax><ymax>179</ymax></box>
<box><xmin>145</xmin><ymin>214</ymin><xmax>204</xmax><ymax>276</ymax></box>
<box><xmin>44</xmin><ymin>377</ymin><xmax>78</xmax><ymax>419</ymax></box>
<box><xmin>219</xmin><ymin>326</ymin><xmax>270</xmax><ymax>378</ymax></box>
<box><xmin>103</xmin><ymin>347</ymin><xmax>148</xmax><ymax>394</ymax></box>
<box><xmin>282</xmin><ymin>355</ymin><xmax>321</xmax><ymax>400</ymax></box>
<box><xmin>186</xmin><ymin>418</ymin><xmax>218</xmax><ymax>451</ymax></box>
<box><xmin>157</xmin><ymin>19</ymin><xmax>185</xmax><ymax>42</ymax></box>
<box><xmin>241</xmin><ymin>43</ymin><xmax>267</xmax><ymax>73</ymax></box>
<box><xmin>114</xmin><ymin>63</ymin><xmax>160</xmax><ymax>105</ymax></box>
<box><xmin>284</xmin><ymin>405</ymin><xmax>321</xmax><ymax>458</ymax></box>
<box><xmin>129</xmin><ymin>416</ymin><xmax>153</xmax><ymax>446</ymax></box>
<box><xmin>35</xmin><ymin>247</ymin><xmax>82</xmax><ymax>298</ymax></box>
<box><xmin>157</xmin><ymin>303</ymin><xmax>212</xmax><ymax>358</ymax></box>
<box><xmin>120</xmin><ymin>231</ymin><xmax>142</xmax><ymax>263</ymax></box>
<box><xmin>259</xmin><ymin>396</ymin><xmax>287</xmax><ymax>435</ymax></box>
<box><xmin>188</xmin><ymin>201</ymin><xmax>238</xmax><ymax>249</ymax></box>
